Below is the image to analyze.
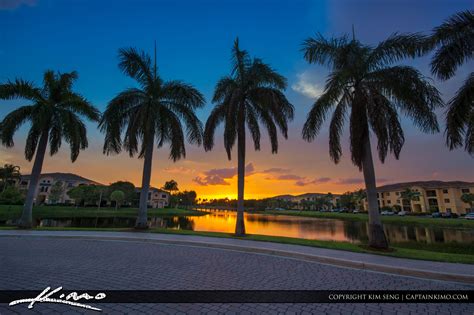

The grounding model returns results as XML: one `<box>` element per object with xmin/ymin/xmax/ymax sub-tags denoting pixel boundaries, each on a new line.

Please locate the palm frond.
<box><xmin>430</xmin><ymin>10</ymin><xmax>474</xmax><ymax>80</ymax></box>
<box><xmin>368</xmin><ymin>33</ymin><xmax>428</xmax><ymax>69</ymax></box>
<box><xmin>118</xmin><ymin>47</ymin><xmax>154</xmax><ymax>88</ymax></box>
<box><xmin>445</xmin><ymin>72</ymin><xmax>474</xmax><ymax>154</ymax></box>
<box><xmin>302</xmin><ymin>34</ymin><xmax>349</xmax><ymax>67</ymax></box>
<box><xmin>0</xmin><ymin>79</ymin><xmax>42</xmax><ymax>101</ymax></box>
<box><xmin>0</xmin><ymin>106</ymin><xmax>35</xmax><ymax>147</ymax></box>
<box><xmin>203</xmin><ymin>103</ymin><xmax>226</xmax><ymax>151</ymax></box>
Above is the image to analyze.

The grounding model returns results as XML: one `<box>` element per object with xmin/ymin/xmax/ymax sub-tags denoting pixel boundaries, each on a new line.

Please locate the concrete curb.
<box><xmin>2</xmin><ymin>232</ymin><xmax>473</xmax><ymax>285</ymax></box>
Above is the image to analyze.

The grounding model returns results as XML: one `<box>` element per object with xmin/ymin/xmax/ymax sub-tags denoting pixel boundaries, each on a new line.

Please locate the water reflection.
<box><xmin>4</xmin><ymin>210</ymin><xmax>473</xmax><ymax>244</ymax></box>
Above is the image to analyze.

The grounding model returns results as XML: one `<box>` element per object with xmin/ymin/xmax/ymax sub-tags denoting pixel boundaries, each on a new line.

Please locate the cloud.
<box><xmin>163</xmin><ymin>166</ymin><xmax>195</xmax><ymax>175</ymax></box>
<box><xmin>0</xmin><ymin>0</ymin><xmax>36</xmax><ymax>9</ymax></box>
<box><xmin>335</xmin><ymin>178</ymin><xmax>365</xmax><ymax>185</ymax></box>
<box><xmin>276</xmin><ymin>174</ymin><xmax>305</xmax><ymax>181</ymax></box>
<box><xmin>192</xmin><ymin>163</ymin><xmax>255</xmax><ymax>186</ymax></box>
<box><xmin>291</xmin><ymin>71</ymin><xmax>324</xmax><ymax>99</ymax></box>
<box><xmin>262</xmin><ymin>167</ymin><xmax>291</xmax><ymax>174</ymax></box>
<box><xmin>295</xmin><ymin>177</ymin><xmax>332</xmax><ymax>186</ymax></box>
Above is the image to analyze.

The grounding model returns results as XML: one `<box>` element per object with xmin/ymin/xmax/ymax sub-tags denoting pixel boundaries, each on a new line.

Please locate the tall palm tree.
<box><xmin>203</xmin><ymin>38</ymin><xmax>294</xmax><ymax>236</ymax></box>
<box><xmin>99</xmin><ymin>47</ymin><xmax>205</xmax><ymax>229</ymax></box>
<box><xmin>429</xmin><ymin>10</ymin><xmax>474</xmax><ymax>155</ymax></box>
<box><xmin>0</xmin><ymin>71</ymin><xmax>99</xmax><ymax>228</ymax></box>
<box><xmin>301</xmin><ymin>33</ymin><xmax>442</xmax><ymax>248</ymax></box>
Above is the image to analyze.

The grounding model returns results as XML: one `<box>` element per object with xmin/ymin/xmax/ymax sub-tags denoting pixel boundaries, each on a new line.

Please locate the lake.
<box><xmin>5</xmin><ymin>209</ymin><xmax>473</xmax><ymax>244</ymax></box>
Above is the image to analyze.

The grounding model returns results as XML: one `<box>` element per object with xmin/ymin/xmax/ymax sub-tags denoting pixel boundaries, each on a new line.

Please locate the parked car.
<box><xmin>464</xmin><ymin>213</ymin><xmax>474</xmax><ymax>220</ymax></box>
<box><xmin>431</xmin><ymin>212</ymin><xmax>441</xmax><ymax>218</ymax></box>
<box><xmin>381</xmin><ymin>211</ymin><xmax>395</xmax><ymax>216</ymax></box>
<box><xmin>352</xmin><ymin>210</ymin><xmax>360</xmax><ymax>214</ymax></box>
<box><xmin>398</xmin><ymin>210</ymin><xmax>408</xmax><ymax>216</ymax></box>
<box><xmin>441</xmin><ymin>212</ymin><xmax>452</xmax><ymax>218</ymax></box>
<box><xmin>274</xmin><ymin>207</ymin><xmax>287</xmax><ymax>211</ymax></box>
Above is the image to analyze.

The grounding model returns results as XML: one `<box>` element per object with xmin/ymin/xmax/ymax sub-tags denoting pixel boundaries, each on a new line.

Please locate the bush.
<box><xmin>0</xmin><ymin>187</ymin><xmax>24</xmax><ymax>205</ymax></box>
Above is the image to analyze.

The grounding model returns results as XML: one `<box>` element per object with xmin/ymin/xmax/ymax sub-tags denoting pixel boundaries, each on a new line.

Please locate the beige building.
<box><xmin>18</xmin><ymin>173</ymin><xmax>101</xmax><ymax>205</ymax></box>
<box><xmin>143</xmin><ymin>187</ymin><xmax>170</xmax><ymax>209</ymax></box>
<box><xmin>363</xmin><ymin>181</ymin><xmax>474</xmax><ymax>214</ymax></box>
<box><xmin>18</xmin><ymin>172</ymin><xmax>170</xmax><ymax>209</ymax></box>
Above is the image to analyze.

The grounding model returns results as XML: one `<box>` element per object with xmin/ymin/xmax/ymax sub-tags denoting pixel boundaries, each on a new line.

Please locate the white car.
<box><xmin>398</xmin><ymin>210</ymin><xmax>408</xmax><ymax>216</ymax></box>
<box><xmin>381</xmin><ymin>211</ymin><xmax>395</xmax><ymax>215</ymax></box>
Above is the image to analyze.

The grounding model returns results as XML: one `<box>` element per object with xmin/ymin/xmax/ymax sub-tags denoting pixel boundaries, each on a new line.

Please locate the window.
<box><xmin>20</xmin><ymin>181</ymin><xmax>28</xmax><ymax>186</ymax></box>
<box><xmin>443</xmin><ymin>189</ymin><xmax>448</xmax><ymax>194</ymax></box>
<box><xmin>444</xmin><ymin>199</ymin><xmax>450</xmax><ymax>203</ymax></box>
<box><xmin>426</xmin><ymin>190</ymin><xmax>437</xmax><ymax>197</ymax></box>
<box><xmin>386</xmin><ymin>192</ymin><xmax>390</xmax><ymax>196</ymax></box>
<box><xmin>446</xmin><ymin>208</ymin><xmax>452</xmax><ymax>212</ymax></box>
<box><xmin>397</xmin><ymin>200</ymin><xmax>400</xmax><ymax>204</ymax></box>
<box><xmin>387</xmin><ymin>200</ymin><xmax>391</xmax><ymax>204</ymax></box>
<box><xmin>162</xmin><ymin>194</ymin><xmax>167</xmax><ymax>198</ymax></box>
<box><xmin>428</xmin><ymin>199</ymin><xmax>438</xmax><ymax>206</ymax></box>
<box><xmin>413</xmin><ymin>196</ymin><xmax>420</xmax><ymax>201</ymax></box>
<box><xmin>461</xmin><ymin>188</ymin><xmax>470</xmax><ymax>193</ymax></box>
<box><xmin>395</xmin><ymin>192</ymin><xmax>400</xmax><ymax>196</ymax></box>
<box><xmin>147</xmin><ymin>192</ymin><xmax>151</xmax><ymax>201</ymax></box>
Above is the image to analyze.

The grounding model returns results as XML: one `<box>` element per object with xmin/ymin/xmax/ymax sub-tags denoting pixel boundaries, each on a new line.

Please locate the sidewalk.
<box><xmin>1</xmin><ymin>230</ymin><xmax>473</xmax><ymax>284</ymax></box>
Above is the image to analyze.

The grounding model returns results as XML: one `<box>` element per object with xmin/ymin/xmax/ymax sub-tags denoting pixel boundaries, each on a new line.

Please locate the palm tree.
<box><xmin>399</xmin><ymin>188</ymin><xmax>420</xmax><ymax>212</ymax></box>
<box><xmin>203</xmin><ymin>38</ymin><xmax>294</xmax><ymax>236</ymax></box>
<box><xmin>0</xmin><ymin>71</ymin><xmax>99</xmax><ymax>228</ymax></box>
<box><xmin>99</xmin><ymin>47</ymin><xmax>205</xmax><ymax>229</ymax></box>
<box><xmin>428</xmin><ymin>10</ymin><xmax>474</xmax><ymax>155</ymax></box>
<box><xmin>301</xmin><ymin>33</ymin><xmax>442</xmax><ymax>248</ymax></box>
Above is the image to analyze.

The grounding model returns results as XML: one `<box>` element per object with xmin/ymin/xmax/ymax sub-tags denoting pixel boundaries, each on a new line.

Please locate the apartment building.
<box><xmin>18</xmin><ymin>172</ymin><xmax>101</xmax><ymax>205</ymax></box>
<box><xmin>18</xmin><ymin>172</ymin><xmax>170</xmax><ymax>208</ymax></box>
<box><xmin>142</xmin><ymin>187</ymin><xmax>170</xmax><ymax>208</ymax></box>
<box><xmin>363</xmin><ymin>181</ymin><xmax>474</xmax><ymax>214</ymax></box>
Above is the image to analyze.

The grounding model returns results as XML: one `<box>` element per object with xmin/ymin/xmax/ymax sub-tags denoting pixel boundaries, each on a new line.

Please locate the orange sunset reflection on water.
<box><xmin>181</xmin><ymin>210</ymin><xmax>358</xmax><ymax>242</ymax></box>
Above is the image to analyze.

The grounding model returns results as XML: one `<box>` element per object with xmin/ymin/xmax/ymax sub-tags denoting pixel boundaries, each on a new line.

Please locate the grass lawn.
<box><xmin>0</xmin><ymin>205</ymin><xmax>204</xmax><ymax>220</ymax></box>
<box><xmin>0</xmin><ymin>225</ymin><xmax>472</xmax><ymax>264</ymax></box>
<box><xmin>259</xmin><ymin>210</ymin><xmax>474</xmax><ymax>229</ymax></box>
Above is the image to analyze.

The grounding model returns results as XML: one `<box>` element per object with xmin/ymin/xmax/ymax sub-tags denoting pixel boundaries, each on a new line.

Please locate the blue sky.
<box><xmin>0</xmin><ymin>0</ymin><xmax>473</xmax><ymax>198</ymax></box>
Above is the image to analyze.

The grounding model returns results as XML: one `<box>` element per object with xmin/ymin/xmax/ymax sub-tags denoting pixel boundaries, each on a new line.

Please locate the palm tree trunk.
<box><xmin>19</xmin><ymin>130</ymin><xmax>49</xmax><ymax>228</ymax></box>
<box><xmin>235</xmin><ymin>120</ymin><xmax>246</xmax><ymax>236</ymax></box>
<box><xmin>135</xmin><ymin>136</ymin><xmax>154</xmax><ymax>229</ymax></box>
<box><xmin>362</xmin><ymin>133</ymin><xmax>389</xmax><ymax>249</ymax></box>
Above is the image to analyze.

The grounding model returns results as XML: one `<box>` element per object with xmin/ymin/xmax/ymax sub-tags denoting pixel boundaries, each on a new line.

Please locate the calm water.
<box><xmin>4</xmin><ymin>210</ymin><xmax>473</xmax><ymax>244</ymax></box>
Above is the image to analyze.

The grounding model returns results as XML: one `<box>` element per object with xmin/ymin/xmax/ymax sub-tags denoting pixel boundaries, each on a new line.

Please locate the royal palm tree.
<box><xmin>100</xmin><ymin>47</ymin><xmax>205</xmax><ymax>229</ymax></box>
<box><xmin>204</xmin><ymin>38</ymin><xmax>294</xmax><ymax>236</ymax></box>
<box><xmin>302</xmin><ymin>33</ymin><xmax>442</xmax><ymax>248</ymax></box>
<box><xmin>0</xmin><ymin>71</ymin><xmax>99</xmax><ymax>228</ymax></box>
<box><xmin>429</xmin><ymin>10</ymin><xmax>474</xmax><ymax>155</ymax></box>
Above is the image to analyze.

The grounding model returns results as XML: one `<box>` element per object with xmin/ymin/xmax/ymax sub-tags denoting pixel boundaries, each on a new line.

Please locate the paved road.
<box><xmin>0</xmin><ymin>237</ymin><xmax>472</xmax><ymax>314</ymax></box>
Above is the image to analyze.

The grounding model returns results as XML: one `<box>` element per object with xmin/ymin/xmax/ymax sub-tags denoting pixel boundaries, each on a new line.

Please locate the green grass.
<box><xmin>0</xmin><ymin>225</ymin><xmax>472</xmax><ymax>264</ymax></box>
<box><xmin>0</xmin><ymin>205</ymin><xmax>205</xmax><ymax>220</ymax></box>
<box><xmin>259</xmin><ymin>210</ymin><xmax>474</xmax><ymax>229</ymax></box>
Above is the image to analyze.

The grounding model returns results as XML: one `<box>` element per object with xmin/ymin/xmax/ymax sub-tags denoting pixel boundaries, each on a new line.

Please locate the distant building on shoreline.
<box><xmin>271</xmin><ymin>192</ymin><xmax>341</xmax><ymax>210</ymax></box>
<box><xmin>17</xmin><ymin>172</ymin><xmax>169</xmax><ymax>208</ymax></box>
<box><xmin>362</xmin><ymin>181</ymin><xmax>474</xmax><ymax>214</ymax></box>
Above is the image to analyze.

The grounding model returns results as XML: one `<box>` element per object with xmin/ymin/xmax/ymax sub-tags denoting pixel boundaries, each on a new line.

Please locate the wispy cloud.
<box><xmin>295</xmin><ymin>177</ymin><xmax>332</xmax><ymax>186</ymax></box>
<box><xmin>193</xmin><ymin>163</ymin><xmax>255</xmax><ymax>186</ymax></box>
<box><xmin>262</xmin><ymin>167</ymin><xmax>291</xmax><ymax>174</ymax></box>
<box><xmin>291</xmin><ymin>71</ymin><xmax>324</xmax><ymax>99</ymax></box>
<box><xmin>163</xmin><ymin>166</ymin><xmax>196</xmax><ymax>175</ymax></box>
<box><xmin>0</xmin><ymin>0</ymin><xmax>36</xmax><ymax>10</ymax></box>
